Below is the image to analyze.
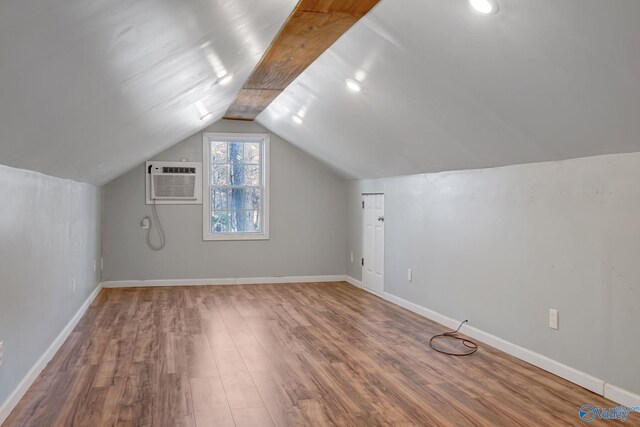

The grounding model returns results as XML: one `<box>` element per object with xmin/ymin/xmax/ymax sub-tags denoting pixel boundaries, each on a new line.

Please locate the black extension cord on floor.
<box><xmin>429</xmin><ymin>320</ymin><xmax>478</xmax><ymax>356</ymax></box>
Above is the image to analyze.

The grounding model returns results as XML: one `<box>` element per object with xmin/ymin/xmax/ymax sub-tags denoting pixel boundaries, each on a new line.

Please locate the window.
<box><xmin>202</xmin><ymin>132</ymin><xmax>269</xmax><ymax>240</ymax></box>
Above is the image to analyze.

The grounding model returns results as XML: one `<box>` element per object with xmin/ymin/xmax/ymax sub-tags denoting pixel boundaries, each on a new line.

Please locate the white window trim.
<box><xmin>202</xmin><ymin>132</ymin><xmax>270</xmax><ymax>241</ymax></box>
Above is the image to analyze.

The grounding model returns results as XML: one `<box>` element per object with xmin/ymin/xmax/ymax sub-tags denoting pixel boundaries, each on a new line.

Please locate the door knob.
<box><xmin>378</xmin><ymin>216</ymin><xmax>384</xmax><ymax>222</ymax></box>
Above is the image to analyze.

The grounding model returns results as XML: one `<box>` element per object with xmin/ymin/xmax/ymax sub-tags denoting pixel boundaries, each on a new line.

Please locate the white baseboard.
<box><xmin>0</xmin><ymin>283</ymin><xmax>103</xmax><ymax>425</ymax></box>
<box><xmin>344</xmin><ymin>276</ymin><xmax>640</xmax><ymax>408</ymax></box>
<box><xmin>461</xmin><ymin>323</ymin><xmax>604</xmax><ymax>395</ymax></box>
<box><xmin>604</xmin><ymin>384</ymin><xmax>640</xmax><ymax>409</ymax></box>
<box><xmin>343</xmin><ymin>276</ymin><xmax>363</xmax><ymax>289</ymax></box>
<box><xmin>102</xmin><ymin>275</ymin><xmax>346</xmax><ymax>288</ymax></box>
<box><xmin>380</xmin><ymin>289</ymin><xmax>462</xmax><ymax>331</ymax></box>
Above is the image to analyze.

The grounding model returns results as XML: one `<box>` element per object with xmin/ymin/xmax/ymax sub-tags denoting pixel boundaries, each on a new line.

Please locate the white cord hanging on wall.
<box><xmin>143</xmin><ymin>200</ymin><xmax>166</xmax><ymax>251</ymax></box>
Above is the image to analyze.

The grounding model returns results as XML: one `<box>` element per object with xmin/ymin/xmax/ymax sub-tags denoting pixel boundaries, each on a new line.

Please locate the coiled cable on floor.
<box><xmin>145</xmin><ymin>201</ymin><xmax>166</xmax><ymax>251</ymax></box>
<box><xmin>429</xmin><ymin>320</ymin><xmax>478</xmax><ymax>356</ymax></box>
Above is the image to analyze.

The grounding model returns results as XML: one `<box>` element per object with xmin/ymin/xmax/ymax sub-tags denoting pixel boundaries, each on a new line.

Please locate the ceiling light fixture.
<box><xmin>218</xmin><ymin>73</ymin><xmax>233</xmax><ymax>85</ymax></box>
<box><xmin>292</xmin><ymin>115</ymin><xmax>303</xmax><ymax>124</ymax></box>
<box><xmin>346</xmin><ymin>79</ymin><xmax>361</xmax><ymax>92</ymax></box>
<box><xmin>469</xmin><ymin>0</ymin><xmax>499</xmax><ymax>14</ymax></box>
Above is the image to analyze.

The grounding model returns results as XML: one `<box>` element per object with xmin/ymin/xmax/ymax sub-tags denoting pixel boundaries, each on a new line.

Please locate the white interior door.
<box><xmin>362</xmin><ymin>194</ymin><xmax>384</xmax><ymax>294</ymax></box>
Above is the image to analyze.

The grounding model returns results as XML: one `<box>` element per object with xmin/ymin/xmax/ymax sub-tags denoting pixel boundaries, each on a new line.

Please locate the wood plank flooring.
<box><xmin>4</xmin><ymin>282</ymin><xmax>637</xmax><ymax>426</ymax></box>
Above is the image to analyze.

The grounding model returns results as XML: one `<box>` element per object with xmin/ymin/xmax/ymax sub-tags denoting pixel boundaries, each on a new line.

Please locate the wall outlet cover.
<box><xmin>549</xmin><ymin>309</ymin><xmax>559</xmax><ymax>330</ymax></box>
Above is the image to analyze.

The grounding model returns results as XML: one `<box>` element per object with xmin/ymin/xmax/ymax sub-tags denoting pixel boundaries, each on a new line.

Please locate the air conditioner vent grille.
<box><xmin>152</xmin><ymin>174</ymin><xmax>196</xmax><ymax>199</ymax></box>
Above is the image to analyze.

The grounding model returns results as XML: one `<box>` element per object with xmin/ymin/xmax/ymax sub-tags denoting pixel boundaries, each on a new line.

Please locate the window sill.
<box><xmin>203</xmin><ymin>233</ymin><xmax>270</xmax><ymax>241</ymax></box>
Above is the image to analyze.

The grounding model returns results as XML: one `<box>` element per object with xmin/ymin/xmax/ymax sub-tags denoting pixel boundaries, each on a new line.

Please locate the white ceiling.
<box><xmin>258</xmin><ymin>0</ymin><xmax>640</xmax><ymax>179</ymax></box>
<box><xmin>1</xmin><ymin>0</ymin><xmax>640</xmax><ymax>185</ymax></box>
<box><xmin>0</xmin><ymin>0</ymin><xmax>296</xmax><ymax>185</ymax></box>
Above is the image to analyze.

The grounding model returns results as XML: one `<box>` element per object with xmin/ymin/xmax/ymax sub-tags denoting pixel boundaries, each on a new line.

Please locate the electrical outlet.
<box><xmin>549</xmin><ymin>309</ymin><xmax>559</xmax><ymax>330</ymax></box>
<box><xmin>350</xmin><ymin>252</ymin><xmax>354</xmax><ymax>263</ymax></box>
<box><xmin>72</xmin><ymin>278</ymin><xmax>76</xmax><ymax>293</ymax></box>
<box><xmin>0</xmin><ymin>341</ymin><xmax>4</xmax><ymax>368</ymax></box>
<box><xmin>407</xmin><ymin>268</ymin><xmax>413</xmax><ymax>282</ymax></box>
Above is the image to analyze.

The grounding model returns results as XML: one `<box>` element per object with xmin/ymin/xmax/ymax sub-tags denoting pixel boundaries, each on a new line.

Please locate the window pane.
<box><xmin>211</xmin><ymin>165</ymin><xmax>229</xmax><ymax>185</ymax></box>
<box><xmin>211</xmin><ymin>211</ymin><xmax>230</xmax><ymax>233</ymax></box>
<box><xmin>212</xmin><ymin>188</ymin><xmax>228</xmax><ymax>211</ymax></box>
<box><xmin>244</xmin><ymin>143</ymin><xmax>260</xmax><ymax>164</ymax></box>
<box><xmin>229</xmin><ymin>210</ymin><xmax>240</xmax><ymax>232</ymax></box>
<box><xmin>211</xmin><ymin>141</ymin><xmax>227</xmax><ymax>164</ymax></box>
<box><xmin>229</xmin><ymin>164</ymin><xmax>245</xmax><ymax>186</ymax></box>
<box><xmin>243</xmin><ymin>188</ymin><xmax>261</xmax><ymax>210</ymax></box>
<box><xmin>229</xmin><ymin>142</ymin><xmax>244</xmax><ymax>164</ymax></box>
<box><xmin>228</xmin><ymin>188</ymin><xmax>260</xmax><ymax>212</ymax></box>
<box><xmin>243</xmin><ymin>210</ymin><xmax>261</xmax><ymax>232</ymax></box>
<box><xmin>243</xmin><ymin>165</ymin><xmax>260</xmax><ymax>186</ymax></box>
<box><xmin>228</xmin><ymin>210</ymin><xmax>261</xmax><ymax>233</ymax></box>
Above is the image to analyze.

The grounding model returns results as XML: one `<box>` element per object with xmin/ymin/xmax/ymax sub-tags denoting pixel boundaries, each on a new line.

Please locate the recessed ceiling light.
<box><xmin>200</xmin><ymin>112</ymin><xmax>213</xmax><ymax>121</ymax></box>
<box><xmin>346</xmin><ymin>79</ymin><xmax>361</xmax><ymax>92</ymax></box>
<box><xmin>292</xmin><ymin>115</ymin><xmax>303</xmax><ymax>124</ymax></box>
<box><xmin>469</xmin><ymin>0</ymin><xmax>499</xmax><ymax>14</ymax></box>
<box><xmin>218</xmin><ymin>74</ymin><xmax>233</xmax><ymax>85</ymax></box>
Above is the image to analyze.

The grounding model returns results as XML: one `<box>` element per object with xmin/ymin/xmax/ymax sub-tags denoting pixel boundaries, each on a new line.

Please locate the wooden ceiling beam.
<box><xmin>299</xmin><ymin>0</ymin><xmax>381</xmax><ymax>15</ymax></box>
<box><xmin>224</xmin><ymin>0</ymin><xmax>380</xmax><ymax>121</ymax></box>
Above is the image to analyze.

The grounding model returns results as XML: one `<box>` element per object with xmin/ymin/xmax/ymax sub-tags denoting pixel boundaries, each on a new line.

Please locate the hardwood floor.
<box><xmin>4</xmin><ymin>282</ymin><xmax>636</xmax><ymax>426</ymax></box>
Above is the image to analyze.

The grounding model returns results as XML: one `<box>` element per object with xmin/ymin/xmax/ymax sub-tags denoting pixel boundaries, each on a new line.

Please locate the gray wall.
<box><xmin>346</xmin><ymin>152</ymin><xmax>640</xmax><ymax>395</ymax></box>
<box><xmin>0</xmin><ymin>165</ymin><xmax>102</xmax><ymax>407</ymax></box>
<box><xmin>103</xmin><ymin>120</ymin><xmax>347</xmax><ymax>281</ymax></box>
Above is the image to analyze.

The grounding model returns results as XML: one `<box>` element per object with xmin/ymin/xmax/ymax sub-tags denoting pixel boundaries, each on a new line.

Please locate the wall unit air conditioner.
<box><xmin>145</xmin><ymin>161</ymin><xmax>202</xmax><ymax>205</ymax></box>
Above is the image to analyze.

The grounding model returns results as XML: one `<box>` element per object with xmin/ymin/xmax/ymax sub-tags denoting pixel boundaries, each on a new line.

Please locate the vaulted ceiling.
<box><xmin>1</xmin><ymin>0</ymin><xmax>639</xmax><ymax>185</ymax></box>
<box><xmin>0</xmin><ymin>0</ymin><xmax>296</xmax><ymax>184</ymax></box>
<box><xmin>258</xmin><ymin>0</ymin><xmax>640</xmax><ymax>179</ymax></box>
